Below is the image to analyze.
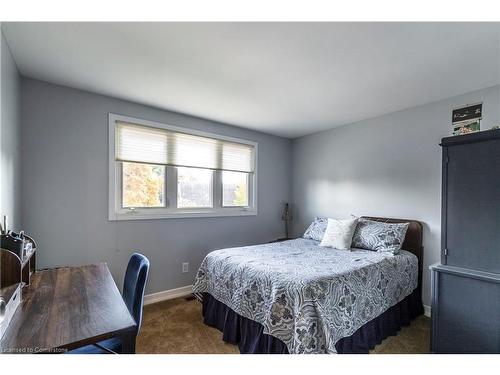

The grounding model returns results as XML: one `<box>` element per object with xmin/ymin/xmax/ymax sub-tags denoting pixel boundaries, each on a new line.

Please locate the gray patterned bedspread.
<box><xmin>193</xmin><ymin>238</ymin><xmax>418</xmax><ymax>354</ymax></box>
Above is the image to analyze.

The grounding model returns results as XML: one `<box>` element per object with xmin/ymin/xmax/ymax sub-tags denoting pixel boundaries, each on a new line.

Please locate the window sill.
<box><xmin>108</xmin><ymin>208</ymin><xmax>258</xmax><ymax>221</ymax></box>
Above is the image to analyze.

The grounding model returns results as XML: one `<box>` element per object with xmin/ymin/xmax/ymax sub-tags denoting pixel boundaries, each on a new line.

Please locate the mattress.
<box><xmin>193</xmin><ymin>238</ymin><xmax>418</xmax><ymax>354</ymax></box>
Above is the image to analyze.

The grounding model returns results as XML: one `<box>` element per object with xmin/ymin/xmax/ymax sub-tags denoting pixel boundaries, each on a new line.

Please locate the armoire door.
<box><xmin>443</xmin><ymin>137</ymin><xmax>500</xmax><ymax>273</ymax></box>
<box><xmin>432</xmin><ymin>269</ymin><xmax>500</xmax><ymax>353</ymax></box>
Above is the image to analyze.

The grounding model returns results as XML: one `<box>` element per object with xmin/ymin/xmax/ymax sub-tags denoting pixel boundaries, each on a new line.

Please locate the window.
<box><xmin>177</xmin><ymin>167</ymin><xmax>213</xmax><ymax>208</ymax></box>
<box><xmin>109</xmin><ymin>113</ymin><xmax>257</xmax><ymax>220</ymax></box>
<box><xmin>122</xmin><ymin>162</ymin><xmax>165</xmax><ymax>208</ymax></box>
<box><xmin>222</xmin><ymin>171</ymin><xmax>249</xmax><ymax>207</ymax></box>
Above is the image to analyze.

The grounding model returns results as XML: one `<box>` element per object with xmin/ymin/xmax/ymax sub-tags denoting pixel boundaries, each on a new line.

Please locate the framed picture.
<box><xmin>453</xmin><ymin>120</ymin><xmax>480</xmax><ymax>136</ymax></box>
<box><xmin>452</xmin><ymin>103</ymin><xmax>482</xmax><ymax>124</ymax></box>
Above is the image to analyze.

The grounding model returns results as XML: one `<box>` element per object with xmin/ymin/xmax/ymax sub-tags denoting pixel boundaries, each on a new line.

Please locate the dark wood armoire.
<box><xmin>431</xmin><ymin>129</ymin><xmax>500</xmax><ymax>353</ymax></box>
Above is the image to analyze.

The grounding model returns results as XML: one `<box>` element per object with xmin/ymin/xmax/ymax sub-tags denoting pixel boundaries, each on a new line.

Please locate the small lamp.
<box><xmin>281</xmin><ymin>203</ymin><xmax>292</xmax><ymax>239</ymax></box>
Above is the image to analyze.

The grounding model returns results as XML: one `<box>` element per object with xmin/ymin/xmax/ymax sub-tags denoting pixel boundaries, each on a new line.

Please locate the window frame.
<box><xmin>108</xmin><ymin>113</ymin><xmax>258</xmax><ymax>221</ymax></box>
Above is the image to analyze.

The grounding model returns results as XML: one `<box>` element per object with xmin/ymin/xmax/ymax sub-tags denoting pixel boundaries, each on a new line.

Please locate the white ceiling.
<box><xmin>3</xmin><ymin>22</ymin><xmax>500</xmax><ymax>138</ymax></box>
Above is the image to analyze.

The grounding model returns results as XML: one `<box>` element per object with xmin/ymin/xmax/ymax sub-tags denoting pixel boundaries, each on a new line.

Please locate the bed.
<box><xmin>192</xmin><ymin>217</ymin><xmax>424</xmax><ymax>354</ymax></box>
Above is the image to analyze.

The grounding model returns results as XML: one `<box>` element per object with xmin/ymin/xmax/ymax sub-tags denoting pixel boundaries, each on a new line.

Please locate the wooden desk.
<box><xmin>0</xmin><ymin>264</ymin><xmax>136</xmax><ymax>354</ymax></box>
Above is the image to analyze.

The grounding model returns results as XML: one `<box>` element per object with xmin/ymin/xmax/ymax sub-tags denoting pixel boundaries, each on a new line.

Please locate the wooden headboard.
<box><xmin>361</xmin><ymin>216</ymin><xmax>424</xmax><ymax>299</ymax></box>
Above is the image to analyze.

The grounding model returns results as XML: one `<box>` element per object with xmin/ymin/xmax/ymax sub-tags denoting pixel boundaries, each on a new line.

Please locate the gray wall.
<box><xmin>16</xmin><ymin>67</ymin><xmax>500</xmax><ymax>307</ymax></box>
<box><xmin>292</xmin><ymin>85</ymin><xmax>500</xmax><ymax>307</ymax></box>
<box><xmin>1</xmin><ymin>28</ymin><xmax>22</xmax><ymax>232</ymax></box>
<box><xmin>21</xmin><ymin>78</ymin><xmax>292</xmax><ymax>294</ymax></box>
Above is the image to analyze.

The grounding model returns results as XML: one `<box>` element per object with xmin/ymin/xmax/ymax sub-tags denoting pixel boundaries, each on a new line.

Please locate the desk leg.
<box><xmin>120</xmin><ymin>331</ymin><xmax>136</xmax><ymax>354</ymax></box>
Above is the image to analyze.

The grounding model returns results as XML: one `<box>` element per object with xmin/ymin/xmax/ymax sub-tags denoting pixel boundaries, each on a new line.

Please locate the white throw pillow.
<box><xmin>319</xmin><ymin>218</ymin><xmax>359</xmax><ymax>250</ymax></box>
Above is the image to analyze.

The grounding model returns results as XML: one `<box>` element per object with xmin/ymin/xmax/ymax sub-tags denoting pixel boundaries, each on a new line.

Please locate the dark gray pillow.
<box><xmin>351</xmin><ymin>219</ymin><xmax>409</xmax><ymax>254</ymax></box>
<box><xmin>303</xmin><ymin>217</ymin><xmax>328</xmax><ymax>241</ymax></box>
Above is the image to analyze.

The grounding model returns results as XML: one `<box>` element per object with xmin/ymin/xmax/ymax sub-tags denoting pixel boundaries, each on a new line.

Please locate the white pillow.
<box><xmin>319</xmin><ymin>218</ymin><xmax>359</xmax><ymax>250</ymax></box>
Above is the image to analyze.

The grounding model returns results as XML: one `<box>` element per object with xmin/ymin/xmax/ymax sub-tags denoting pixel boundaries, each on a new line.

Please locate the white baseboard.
<box><xmin>144</xmin><ymin>285</ymin><xmax>193</xmax><ymax>305</ymax></box>
<box><xmin>423</xmin><ymin>304</ymin><xmax>431</xmax><ymax>318</ymax></box>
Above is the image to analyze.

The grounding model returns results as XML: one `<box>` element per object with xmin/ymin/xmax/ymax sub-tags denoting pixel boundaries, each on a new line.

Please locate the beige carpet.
<box><xmin>137</xmin><ymin>296</ymin><xmax>430</xmax><ymax>354</ymax></box>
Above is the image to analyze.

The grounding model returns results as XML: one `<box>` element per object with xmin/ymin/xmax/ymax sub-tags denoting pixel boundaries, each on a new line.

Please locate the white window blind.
<box><xmin>115</xmin><ymin>121</ymin><xmax>255</xmax><ymax>173</ymax></box>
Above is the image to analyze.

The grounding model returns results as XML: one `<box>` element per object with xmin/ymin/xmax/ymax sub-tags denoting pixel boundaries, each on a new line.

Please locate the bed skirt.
<box><xmin>201</xmin><ymin>289</ymin><xmax>423</xmax><ymax>354</ymax></box>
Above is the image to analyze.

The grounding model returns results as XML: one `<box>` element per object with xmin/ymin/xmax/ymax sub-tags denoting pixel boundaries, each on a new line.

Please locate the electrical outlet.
<box><xmin>182</xmin><ymin>262</ymin><xmax>189</xmax><ymax>273</ymax></box>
